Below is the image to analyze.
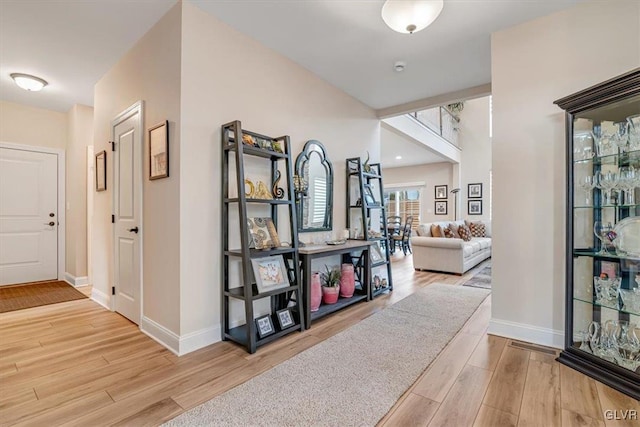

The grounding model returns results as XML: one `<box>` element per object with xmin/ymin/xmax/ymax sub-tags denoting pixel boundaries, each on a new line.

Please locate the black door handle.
<box><xmin>128</xmin><ymin>227</ymin><xmax>139</xmax><ymax>234</ymax></box>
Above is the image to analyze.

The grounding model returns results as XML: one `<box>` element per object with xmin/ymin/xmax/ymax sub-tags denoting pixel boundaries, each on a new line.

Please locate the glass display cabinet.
<box><xmin>555</xmin><ymin>69</ymin><xmax>640</xmax><ymax>399</ymax></box>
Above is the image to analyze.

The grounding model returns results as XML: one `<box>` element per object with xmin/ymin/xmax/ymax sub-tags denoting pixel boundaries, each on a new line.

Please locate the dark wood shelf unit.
<box><xmin>554</xmin><ymin>69</ymin><xmax>640</xmax><ymax>400</ymax></box>
<box><xmin>346</xmin><ymin>158</ymin><xmax>393</xmax><ymax>299</ymax></box>
<box><xmin>221</xmin><ymin>120</ymin><xmax>303</xmax><ymax>354</ymax></box>
<box><xmin>310</xmin><ymin>293</ymin><xmax>368</xmax><ymax>321</ymax></box>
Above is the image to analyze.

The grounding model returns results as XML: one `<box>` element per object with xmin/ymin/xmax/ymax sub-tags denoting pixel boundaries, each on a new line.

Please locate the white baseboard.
<box><xmin>179</xmin><ymin>325</ymin><xmax>221</xmax><ymax>355</ymax></box>
<box><xmin>91</xmin><ymin>287</ymin><xmax>110</xmax><ymax>310</ymax></box>
<box><xmin>140</xmin><ymin>316</ymin><xmax>180</xmax><ymax>355</ymax></box>
<box><xmin>488</xmin><ymin>318</ymin><xmax>564</xmax><ymax>349</ymax></box>
<box><xmin>64</xmin><ymin>272</ymin><xmax>89</xmax><ymax>287</ymax></box>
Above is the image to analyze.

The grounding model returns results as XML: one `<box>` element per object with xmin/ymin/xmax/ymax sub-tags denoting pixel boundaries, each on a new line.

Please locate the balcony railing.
<box><xmin>408</xmin><ymin>106</ymin><xmax>460</xmax><ymax>147</ymax></box>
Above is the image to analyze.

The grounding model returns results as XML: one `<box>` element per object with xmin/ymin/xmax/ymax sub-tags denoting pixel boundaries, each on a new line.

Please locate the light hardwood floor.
<box><xmin>0</xmin><ymin>256</ymin><xmax>637</xmax><ymax>426</ymax></box>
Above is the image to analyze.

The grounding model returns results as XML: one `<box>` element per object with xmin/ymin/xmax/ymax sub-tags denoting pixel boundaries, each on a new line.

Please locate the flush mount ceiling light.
<box><xmin>381</xmin><ymin>0</ymin><xmax>444</xmax><ymax>34</ymax></box>
<box><xmin>395</xmin><ymin>155</ymin><xmax>403</xmax><ymax>160</ymax></box>
<box><xmin>10</xmin><ymin>73</ymin><xmax>48</xmax><ymax>91</ymax></box>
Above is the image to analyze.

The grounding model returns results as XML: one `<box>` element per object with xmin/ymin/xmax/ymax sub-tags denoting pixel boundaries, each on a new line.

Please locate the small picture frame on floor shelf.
<box><xmin>255</xmin><ymin>315</ymin><xmax>275</xmax><ymax>339</ymax></box>
<box><xmin>370</xmin><ymin>244</ymin><xmax>385</xmax><ymax>264</ymax></box>
<box><xmin>275</xmin><ymin>308</ymin><xmax>295</xmax><ymax>330</ymax></box>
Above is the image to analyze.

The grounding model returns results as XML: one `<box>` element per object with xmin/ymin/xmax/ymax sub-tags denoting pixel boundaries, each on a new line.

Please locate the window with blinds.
<box><xmin>385</xmin><ymin>189</ymin><xmax>420</xmax><ymax>229</ymax></box>
<box><xmin>311</xmin><ymin>177</ymin><xmax>327</xmax><ymax>227</ymax></box>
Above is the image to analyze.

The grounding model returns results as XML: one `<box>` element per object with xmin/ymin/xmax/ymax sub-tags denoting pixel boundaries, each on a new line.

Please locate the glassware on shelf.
<box><xmin>611</xmin><ymin>321</ymin><xmax>640</xmax><ymax>371</ymax></box>
<box><xmin>612</xmin><ymin>216</ymin><xmax>640</xmax><ymax>257</ymax></box>
<box><xmin>593</xmin><ymin>276</ymin><xmax>621</xmax><ymax>307</ymax></box>
<box><xmin>595</xmin><ymin>171</ymin><xmax>617</xmax><ymax>205</ymax></box>
<box><xmin>619</xmin><ymin>288</ymin><xmax>640</xmax><ymax>314</ymax></box>
<box><xmin>573</xmin><ymin>131</ymin><xmax>595</xmax><ymax>160</ymax></box>
<box><xmin>594</xmin><ymin>126</ymin><xmax>617</xmax><ymax>157</ymax></box>
<box><xmin>577</xmin><ymin>175</ymin><xmax>596</xmax><ymax>205</ymax></box>
<box><xmin>617</xmin><ymin>167</ymin><xmax>636</xmax><ymax>205</ymax></box>
<box><xmin>628</xmin><ymin>114</ymin><xmax>640</xmax><ymax>151</ymax></box>
<box><xmin>593</xmin><ymin>221</ymin><xmax>615</xmax><ymax>254</ymax></box>
<box><xmin>611</xmin><ymin>122</ymin><xmax>629</xmax><ymax>153</ymax></box>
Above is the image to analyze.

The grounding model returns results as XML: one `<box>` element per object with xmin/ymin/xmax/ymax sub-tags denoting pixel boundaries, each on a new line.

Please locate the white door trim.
<box><xmin>87</xmin><ymin>146</ymin><xmax>94</xmax><ymax>287</ymax></box>
<box><xmin>0</xmin><ymin>141</ymin><xmax>66</xmax><ymax>284</ymax></box>
<box><xmin>111</xmin><ymin>100</ymin><xmax>144</xmax><ymax>320</ymax></box>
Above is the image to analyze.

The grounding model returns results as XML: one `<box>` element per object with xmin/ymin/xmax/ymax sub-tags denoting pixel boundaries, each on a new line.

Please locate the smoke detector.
<box><xmin>394</xmin><ymin>61</ymin><xmax>406</xmax><ymax>72</ymax></box>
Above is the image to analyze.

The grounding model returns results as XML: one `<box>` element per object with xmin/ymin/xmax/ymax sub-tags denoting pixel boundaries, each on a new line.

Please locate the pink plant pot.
<box><xmin>322</xmin><ymin>285</ymin><xmax>340</xmax><ymax>305</ymax></box>
<box><xmin>310</xmin><ymin>273</ymin><xmax>322</xmax><ymax>312</ymax></box>
<box><xmin>340</xmin><ymin>264</ymin><xmax>355</xmax><ymax>298</ymax></box>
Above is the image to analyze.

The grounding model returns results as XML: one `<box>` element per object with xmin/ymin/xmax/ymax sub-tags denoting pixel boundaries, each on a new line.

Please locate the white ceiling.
<box><xmin>0</xmin><ymin>0</ymin><xmax>583</xmax><ymax>113</ymax></box>
<box><xmin>380</xmin><ymin>123</ymin><xmax>449</xmax><ymax>168</ymax></box>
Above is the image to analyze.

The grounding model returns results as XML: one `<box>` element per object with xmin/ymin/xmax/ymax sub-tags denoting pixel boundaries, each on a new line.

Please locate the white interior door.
<box><xmin>0</xmin><ymin>147</ymin><xmax>58</xmax><ymax>285</ymax></box>
<box><xmin>113</xmin><ymin>103</ymin><xmax>142</xmax><ymax>324</ymax></box>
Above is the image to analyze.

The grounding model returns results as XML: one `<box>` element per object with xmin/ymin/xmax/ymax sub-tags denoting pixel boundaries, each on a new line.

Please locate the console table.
<box><xmin>299</xmin><ymin>240</ymin><xmax>373</xmax><ymax>329</ymax></box>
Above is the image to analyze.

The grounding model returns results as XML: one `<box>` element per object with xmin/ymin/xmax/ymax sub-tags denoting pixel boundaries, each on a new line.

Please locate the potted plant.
<box><xmin>320</xmin><ymin>265</ymin><xmax>341</xmax><ymax>304</ymax></box>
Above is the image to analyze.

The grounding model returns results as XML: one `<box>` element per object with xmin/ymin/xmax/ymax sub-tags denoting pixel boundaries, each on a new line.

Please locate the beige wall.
<box><xmin>179</xmin><ymin>1</ymin><xmax>380</xmax><ymax>337</ymax></box>
<box><xmin>383</xmin><ymin>163</ymin><xmax>455</xmax><ymax>224</ymax></box>
<box><xmin>459</xmin><ymin>96</ymin><xmax>491</xmax><ymax>222</ymax></box>
<box><xmin>0</xmin><ymin>100</ymin><xmax>67</xmax><ymax>149</ymax></box>
<box><xmin>66</xmin><ymin>104</ymin><xmax>94</xmax><ymax>278</ymax></box>
<box><xmin>92</xmin><ymin>3</ymin><xmax>182</xmax><ymax>333</ymax></box>
<box><xmin>490</xmin><ymin>0</ymin><xmax>640</xmax><ymax>347</ymax></box>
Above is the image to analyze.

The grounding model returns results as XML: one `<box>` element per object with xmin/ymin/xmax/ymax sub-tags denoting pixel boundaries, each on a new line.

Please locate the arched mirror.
<box><xmin>295</xmin><ymin>140</ymin><xmax>333</xmax><ymax>232</ymax></box>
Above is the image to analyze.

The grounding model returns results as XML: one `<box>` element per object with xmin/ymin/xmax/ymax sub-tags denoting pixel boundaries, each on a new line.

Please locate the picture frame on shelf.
<box><xmin>275</xmin><ymin>308</ymin><xmax>295</xmax><ymax>329</ymax></box>
<box><xmin>435</xmin><ymin>185</ymin><xmax>448</xmax><ymax>200</ymax></box>
<box><xmin>255</xmin><ymin>315</ymin><xmax>275</xmax><ymax>339</ymax></box>
<box><xmin>247</xmin><ymin>217</ymin><xmax>281</xmax><ymax>249</ymax></box>
<box><xmin>468</xmin><ymin>183</ymin><xmax>482</xmax><ymax>198</ymax></box>
<box><xmin>372</xmin><ymin>265</ymin><xmax>389</xmax><ymax>291</ymax></box>
<box><xmin>149</xmin><ymin>120</ymin><xmax>169</xmax><ymax>180</ymax></box>
<box><xmin>251</xmin><ymin>255</ymin><xmax>290</xmax><ymax>294</ymax></box>
<box><xmin>363</xmin><ymin>184</ymin><xmax>377</xmax><ymax>206</ymax></box>
<box><xmin>370</xmin><ymin>244</ymin><xmax>385</xmax><ymax>263</ymax></box>
<box><xmin>468</xmin><ymin>200</ymin><xmax>483</xmax><ymax>215</ymax></box>
<box><xmin>435</xmin><ymin>200</ymin><xmax>447</xmax><ymax>215</ymax></box>
<box><xmin>95</xmin><ymin>150</ymin><xmax>106</xmax><ymax>192</ymax></box>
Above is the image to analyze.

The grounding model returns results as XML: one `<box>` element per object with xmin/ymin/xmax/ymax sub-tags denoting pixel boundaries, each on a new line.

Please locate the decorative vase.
<box><xmin>339</xmin><ymin>264</ymin><xmax>355</xmax><ymax>298</ymax></box>
<box><xmin>322</xmin><ymin>285</ymin><xmax>340</xmax><ymax>305</ymax></box>
<box><xmin>310</xmin><ymin>273</ymin><xmax>322</xmax><ymax>312</ymax></box>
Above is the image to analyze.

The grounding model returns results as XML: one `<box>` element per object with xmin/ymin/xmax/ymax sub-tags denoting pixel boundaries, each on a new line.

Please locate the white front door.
<box><xmin>113</xmin><ymin>102</ymin><xmax>143</xmax><ymax>324</ymax></box>
<box><xmin>0</xmin><ymin>147</ymin><xmax>58</xmax><ymax>285</ymax></box>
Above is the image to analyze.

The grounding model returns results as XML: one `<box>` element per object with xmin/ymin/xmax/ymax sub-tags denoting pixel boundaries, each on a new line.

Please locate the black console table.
<box><xmin>299</xmin><ymin>240</ymin><xmax>372</xmax><ymax>329</ymax></box>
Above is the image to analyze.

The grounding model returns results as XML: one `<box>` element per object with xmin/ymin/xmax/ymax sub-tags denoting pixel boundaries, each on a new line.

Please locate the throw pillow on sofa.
<box><xmin>442</xmin><ymin>227</ymin><xmax>455</xmax><ymax>238</ymax></box>
<box><xmin>430</xmin><ymin>224</ymin><xmax>443</xmax><ymax>237</ymax></box>
<box><xmin>469</xmin><ymin>222</ymin><xmax>486</xmax><ymax>237</ymax></box>
<box><xmin>448</xmin><ymin>223</ymin><xmax>461</xmax><ymax>238</ymax></box>
<box><xmin>458</xmin><ymin>225</ymin><xmax>472</xmax><ymax>241</ymax></box>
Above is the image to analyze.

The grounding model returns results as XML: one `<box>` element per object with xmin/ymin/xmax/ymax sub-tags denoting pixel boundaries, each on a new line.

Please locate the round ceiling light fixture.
<box><xmin>394</xmin><ymin>61</ymin><xmax>406</xmax><ymax>72</ymax></box>
<box><xmin>381</xmin><ymin>0</ymin><xmax>444</xmax><ymax>34</ymax></box>
<box><xmin>10</xmin><ymin>73</ymin><xmax>48</xmax><ymax>92</ymax></box>
<box><xmin>395</xmin><ymin>155</ymin><xmax>403</xmax><ymax>160</ymax></box>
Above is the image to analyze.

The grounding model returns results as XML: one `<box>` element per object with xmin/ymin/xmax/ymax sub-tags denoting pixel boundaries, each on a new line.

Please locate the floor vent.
<box><xmin>509</xmin><ymin>340</ymin><xmax>557</xmax><ymax>355</ymax></box>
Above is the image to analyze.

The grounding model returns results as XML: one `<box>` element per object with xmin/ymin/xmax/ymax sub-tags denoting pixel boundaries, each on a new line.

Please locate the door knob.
<box><xmin>128</xmin><ymin>227</ymin><xmax>139</xmax><ymax>234</ymax></box>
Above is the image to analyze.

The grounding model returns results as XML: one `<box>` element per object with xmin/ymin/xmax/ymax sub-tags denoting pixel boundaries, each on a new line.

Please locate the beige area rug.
<box><xmin>0</xmin><ymin>280</ymin><xmax>87</xmax><ymax>313</ymax></box>
<box><xmin>165</xmin><ymin>283</ymin><xmax>490</xmax><ymax>427</ymax></box>
<box><xmin>463</xmin><ymin>265</ymin><xmax>492</xmax><ymax>290</ymax></box>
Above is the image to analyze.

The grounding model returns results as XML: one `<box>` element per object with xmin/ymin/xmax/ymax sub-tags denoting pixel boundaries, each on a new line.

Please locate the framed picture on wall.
<box><xmin>435</xmin><ymin>200</ymin><xmax>447</xmax><ymax>215</ymax></box>
<box><xmin>149</xmin><ymin>120</ymin><xmax>169</xmax><ymax>180</ymax></box>
<box><xmin>468</xmin><ymin>183</ymin><xmax>482</xmax><ymax>198</ymax></box>
<box><xmin>95</xmin><ymin>150</ymin><xmax>106</xmax><ymax>192</ymax></box>
<box><xmin>468</xmin><ymin>200</ymin><xmax>483</xmax><ymax>215</ymax></box>
<box><xmin>434</xmin><ymin>185</ymin><xmax>448</xmax><ymax>199</ymax></box>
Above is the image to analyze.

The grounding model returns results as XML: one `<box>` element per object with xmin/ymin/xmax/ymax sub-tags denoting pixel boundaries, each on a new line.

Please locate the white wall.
<box><xmin>459</xmin><ymin>96</ymin><xmax>491</xmax><ymax>222</ymax></box>
<box><xmin>0</xmin><ymin>100</ymin><xmax>67</xmax><ymax>149</ymax></box>
<box><xmin>92</xmin><ymin>3</ymin><xmax>182</xmax><ymax>334</ymax></box>
<box><xmin>66</xmin><ymin>104</ymin><xmax>94</xmax><ymax>279</ymax></box>
<box><xmin>383</xmin><ymin>163</ymin><xmax>455</xmax><ymax>223</ymax></box>
<box><xmin>490</xmin><ymin>0</ymin><xmax>640</xmax><ymax>347</ymax></box>
<box><xmin>179</xmin><ymin>1</ymin><xmax>380</xmax><ymax>341</ymax></box>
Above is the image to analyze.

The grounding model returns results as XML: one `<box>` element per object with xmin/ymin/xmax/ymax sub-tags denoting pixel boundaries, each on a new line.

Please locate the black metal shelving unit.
<box><xmin>554</xmin><ymin>69</ymin><xmax>640</xmax><ymax>399</ymax></box>
<box><xmin>221</xmin><ymin>120</ymin><xmax>303</xmax><ymax>353</ymax></box>
<box><xmin>346</xmin><ymin>158</ymin><xmax>393</xmax><ymax>298</ymax></box>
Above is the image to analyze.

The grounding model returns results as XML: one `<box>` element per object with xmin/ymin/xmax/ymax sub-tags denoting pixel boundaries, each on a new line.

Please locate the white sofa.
<box><xmin>411</xmin><ymin>220</ymin><xmax>491</xmax><ymax>275</ymax></box>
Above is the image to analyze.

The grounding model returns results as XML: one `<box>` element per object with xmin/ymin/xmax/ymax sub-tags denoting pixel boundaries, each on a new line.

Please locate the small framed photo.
<box><xmin>370</xmin><ymin>244</ymin><xmax>385</xmax><ymax>263</ymax></box>
<box><xmin>95</xmin><ymin>150</ymin><xmax>106</xmax><ymax>192</ymax></box>
<box><xmin>149</xmin><ymin>120</ymin><xmax>169</xmax><ymax>180</ymax></box>
<box><xmin>435</xmin><ymin>185</ymin><xmax>448</xmax><ymax>200</ymax></box>
<box><xmin>435</xmin><ymin>200</ymin><xmax>448</xmax><ymax>215</ymax></box>
<box><xmin>255</xmin><ymin>315</ymin><xmax>275</xmax><ymax>339</ymax></box>
<box><xmin>363</xmin><ymin>184</ymin><xmax>377</xmax><ymax>206</ymax></box>
<box><xmin>251</xmin><ymin>255</ymin><xmax>290</xmax><ymax>293</ymax></box>
<box><xmin>275</xmin><ymin>308</ymin><xmax>295</xmax><ymax>329</ymax></box>
<box><xmin>468</xmin><ymin>183</ymin><xmax>482</xmax><ymax>199</ymax></box>
<box><xmin>468</xmin><ymin>200</ymin><xmax>483</xmax><ymax>215</ymax></box>
<box><xmin>372</xmin><ymin>265</ymin><xmax>389</xmax><ymax>291</ymax></box>
<box><xmin>247</xmin><ymin>217</ymin><xmax>281</xmax><ymax>249</ymax></box>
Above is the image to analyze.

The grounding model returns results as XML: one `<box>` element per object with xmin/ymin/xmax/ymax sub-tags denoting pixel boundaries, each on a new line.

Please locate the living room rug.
<box><xmin>463</xmin><ymin>265</ymin><xmax>492</xmax><ymax>290</ymax></box>
<box><xmin>164</xmin><ymin>284</ymin><xmax>490</xmax><ymax>427</ymax></box>
<box><xmin>0</xmin><ymin>281</ymin><xmax>87</xmax><ymax>313</ymax></box>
